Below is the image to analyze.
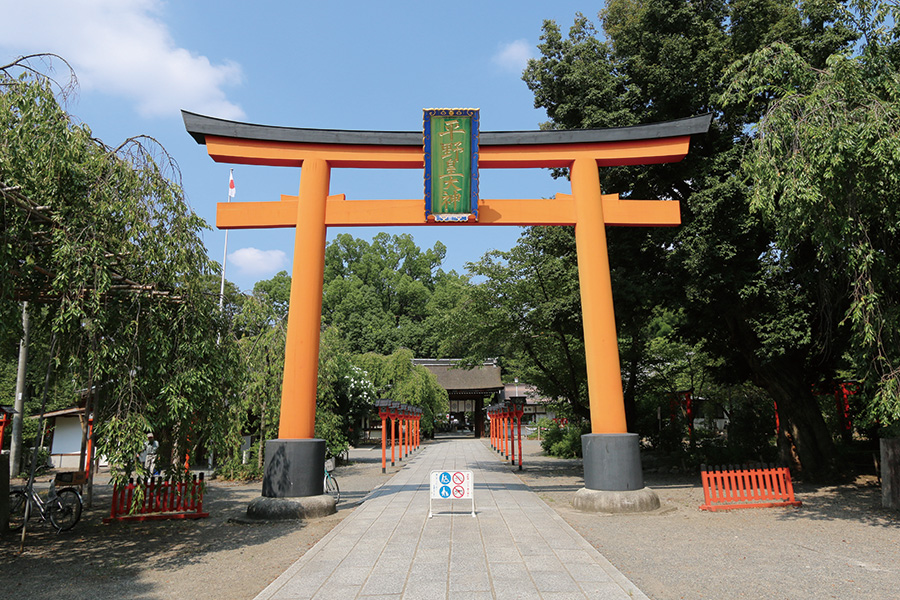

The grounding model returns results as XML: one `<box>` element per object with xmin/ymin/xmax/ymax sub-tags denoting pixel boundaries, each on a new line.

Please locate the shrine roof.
<box><xmin>183</xmin><ymin>111</ymin><xmax>711</xmax><ymax>148</ymax></box>
<box><xmin>413</xmin><ymin>359</ymin><xmax>503</xmax><ymax>392</ymax></box>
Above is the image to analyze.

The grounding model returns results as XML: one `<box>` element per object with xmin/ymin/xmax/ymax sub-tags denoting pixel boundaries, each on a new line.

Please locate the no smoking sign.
<box><xmin>429</xmin><ymin>470</ymin><xmax>475</xmax><ymax>517</ymax></box>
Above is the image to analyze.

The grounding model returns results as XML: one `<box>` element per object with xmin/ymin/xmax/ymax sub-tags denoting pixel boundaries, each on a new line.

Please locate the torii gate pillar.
<box><xmin>571</xmin><ymin>158</ymin><xmax>659</xmax><ymax>512</ymax></box>
<box><xmin>280</xmin><ymin>158</ymin><xmax>328</xmax><ymax>441</ymax></box>
<box><xmin>258</xmin><ymin>158</ymin><xmax>330</xmax><ymax>500</ymax></box>
<box><xmin>184</xmin><ymin>110</ymin><xmax>710</xmax><ymax>513</ymax></box>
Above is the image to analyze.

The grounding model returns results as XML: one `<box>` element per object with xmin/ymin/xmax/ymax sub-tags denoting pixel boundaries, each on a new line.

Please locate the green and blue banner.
<box><xmin>424</xmin><ymin>108</ymin><xmax>479</xmax><ymax>222</ymax></box>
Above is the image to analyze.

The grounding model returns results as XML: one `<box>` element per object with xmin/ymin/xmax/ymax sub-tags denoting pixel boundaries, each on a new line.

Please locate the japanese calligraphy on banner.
<box><xmin>423</xmin><ymin>108</ymin><xmax>479</xmax><ymax>222</ymax></box>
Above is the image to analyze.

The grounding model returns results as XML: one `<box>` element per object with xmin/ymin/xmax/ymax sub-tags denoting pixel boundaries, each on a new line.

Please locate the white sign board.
<box><xmin>429</xmin><ymin>470</ymin><xmax>475</xmax><ymax>517</ymax></box>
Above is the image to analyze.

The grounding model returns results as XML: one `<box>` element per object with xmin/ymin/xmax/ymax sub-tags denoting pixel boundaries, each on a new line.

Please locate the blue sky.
<box><xmin>1</xmin><ymin>0</ymin><xmax>597</xmax><ymax>292</ymax></box>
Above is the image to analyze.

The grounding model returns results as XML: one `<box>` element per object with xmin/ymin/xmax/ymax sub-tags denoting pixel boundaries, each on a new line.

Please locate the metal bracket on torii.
<box><xmin>183</xmin><ymin>110</ymin><xmax>711</xmax><ymax>446</ymax></box>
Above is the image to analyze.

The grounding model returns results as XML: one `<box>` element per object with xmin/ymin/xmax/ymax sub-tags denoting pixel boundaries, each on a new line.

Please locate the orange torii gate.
<box><xmin>184</xmin><ymin>110</ymin><xmax>710</xmax><ymax>510</ymax></box>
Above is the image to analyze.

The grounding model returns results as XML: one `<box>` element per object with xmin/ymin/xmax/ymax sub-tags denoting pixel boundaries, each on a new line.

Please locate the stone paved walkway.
<box><xmin>254</xmin><ymin>438</ymin><xmax>648</xmax><ymax>600</ymax></box>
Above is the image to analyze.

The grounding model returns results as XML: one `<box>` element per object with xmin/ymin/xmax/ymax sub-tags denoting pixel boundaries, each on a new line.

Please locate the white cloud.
<box><xmin>0</xmin><ymin>0</ymin><xmax>244</xmax><ymax>119</ymax></box>
<box><xmin>492</xmin><ymin>39</ymin><xmax>533</xmax><ymax>73</ymax></box>
<box><xmin>228</xmin><ymin>248</ymin><xmax>288</xmax><ymax>276</ymax></box>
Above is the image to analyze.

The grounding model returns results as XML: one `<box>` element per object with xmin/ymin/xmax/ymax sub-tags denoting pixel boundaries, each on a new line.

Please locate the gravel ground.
<box><xmin>1</xmin><ymin>445</ymin><xmax>400</xmax><ymax>600</ymax></box>
<box><xmin>511</xmin><ymin>438</ymin><xmax>899</xmax><ymax>600</ymax></box>
<box><xmin>2</xmin><ymin>438</ymin><xmax>898</xmax><ymax>600</ymax></box>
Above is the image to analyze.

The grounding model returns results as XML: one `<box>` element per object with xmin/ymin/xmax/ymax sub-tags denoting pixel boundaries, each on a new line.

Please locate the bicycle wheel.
<box><xmin>8</xmin><ymin>490</ymin><xmax>28</xmax><ymax>532</ymax></box>
<box><xmin>49</xmin><ymin>487</ymin><xmax>82</xmax><ymax>532</ymax></box>
<box><xmin>325</xmin><ymin>474</ymin><xmax>340</xmax><ymax>504</ymax></box>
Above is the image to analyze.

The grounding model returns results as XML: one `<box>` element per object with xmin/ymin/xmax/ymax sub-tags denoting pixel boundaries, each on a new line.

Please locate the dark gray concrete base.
<box><xmin>263</xmin><ymin>438</ymin><xmax>325</xmax><ymax>498</ymax></box>
<box><xmin>578</xmin><ymin>432</ymin><xmax>660</xmax><ymax>513</ymax></box>
<box><xmin>245</xmin><ymin>494</ymin><xmax>336</xmax><ymax>521</ymax></box>
<box><xmin>582</xmin><ymin>433</ymin><xmax>644</xmax><ymax>491</ymax></box>
<box><xmin>572</xmin><ymin>486</ymin><xmax>661</xmax><ymax>514</ymax></box>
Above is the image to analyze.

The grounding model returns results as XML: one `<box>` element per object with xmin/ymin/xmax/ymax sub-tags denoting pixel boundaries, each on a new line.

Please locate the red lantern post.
<box><xmin>515</xmin><ymin>402</ymin><xmax>524</xmax><ymax>471</ymax></box>
<box><xmin>85</xmin><ymin>415</ymin><xmax>95</xmax><ymax>478</ymax></box>
<box><xmin>500</xmin><ymin>404</ymin><xmax>509</xmax><ymax>458</ymax></box>
<box><xmin>489</xmin><ymin>405</ymin><xmax>495</xmax><ymax>450</ymax></box>
<box><xmin>390</xmin><ymin>401</ymin><xmax>399</xmax><ymax>467</ymax></box>
<box><xmin>415</xmin><ymin>407</ymin><xmax>421</xmax><ymax>450</ymax></box>
<box><xmin>400</xmin><ymin>406</ymin><xmax>407</xmax><ymax>460</ymax></box>
<box><xmin>507</xmin><ymin>403</ymin><xmax>516</xmax><ymax>467</ymax></box>
<box><xmin>376</xmin><ymin>400</ymin><xmax>390</xmax><ymax>473</ymax></box>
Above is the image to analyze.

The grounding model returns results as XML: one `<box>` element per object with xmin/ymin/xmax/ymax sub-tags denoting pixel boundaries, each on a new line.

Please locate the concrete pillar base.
<box><xmin>246</xmin><ymin>494</ymin><xmax>336</xmax><ymax>520</ymax></box>
<box><xmin>572</xmin><ymin>486</ymin><xmax>660</xmax><ymax>513</ymax></box>
<box><xmin>262</xmin><ymin>439</ymin><xmax>325</xmax><ymax>498</ymax></box>
<box><xmin>582</xmin><ymin>432</ymin><xmax>644</xmax><ymax>491</ymax></box>
<box><xmin>577</xmin><ymin>432</ymin><xmax>659</xmax><ymax>513</ymax></box>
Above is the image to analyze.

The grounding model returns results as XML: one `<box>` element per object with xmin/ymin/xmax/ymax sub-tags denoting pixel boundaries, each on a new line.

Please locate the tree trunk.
<box><xmin>724</xmin><ymin>311</ymin><xmax>836</xmax><ymax>480</ymax></box>
<box><xmin>622</xmin><ymin>348</ymin><xmax>640</xmax><ymax>433</ymax></box>
<box><xmin>258</xmin><ymin>396</ymin><xmax>266</xmax><ymax>472</ymax></box>
<box><xmin>10</xmin><ymin>301</ymin><xmax>30</xmax><ymax>477</ymax></box>
<box><xmin>881</xmin><ymin>438</ymin><xmax>900</xmax><ymax>510</ymax></box>
<box><xmin>755</xmin><ymin>361</ymin><xmax>836</xmax><ymax>480</ymax></box>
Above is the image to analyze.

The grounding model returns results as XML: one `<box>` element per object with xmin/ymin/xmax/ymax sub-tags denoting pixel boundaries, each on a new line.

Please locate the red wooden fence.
<box><xmin>700</xmin><ymin>464</ymin><xmax>801</xmax><ymax>511</ymax></box>
<box><xmin>104</xmin><ymin>473</ymin><xmax>209</xmax><ymax>522</ymax></box>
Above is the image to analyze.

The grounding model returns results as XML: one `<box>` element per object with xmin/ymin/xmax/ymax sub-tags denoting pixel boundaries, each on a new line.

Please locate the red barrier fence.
<box><xmin>104</xmin><ymin>473</ymin><xmax>209</xmax><ymax>522</ymax></box>
<box><xmin>700</xmin><ymin>464</ymin><xmax>801</xmax><ymax>511</ymax></box>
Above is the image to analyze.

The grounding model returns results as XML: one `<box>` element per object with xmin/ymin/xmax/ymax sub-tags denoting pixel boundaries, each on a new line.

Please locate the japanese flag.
<box><xmin>228</xmin><ymin>171</ymin><xmax>236</xmax><ymax>198</ymax></box>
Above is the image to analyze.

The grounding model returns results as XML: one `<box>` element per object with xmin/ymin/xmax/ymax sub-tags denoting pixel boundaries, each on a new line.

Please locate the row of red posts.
<box><xmin>488</xmin><ymin>401</ymin><xmax>524</xmax><ymax>471</ymax></box>
<box><xmin>374</xmin><ymin>400</ymin><xmax>422</xmax><ymax>473</ymax></box>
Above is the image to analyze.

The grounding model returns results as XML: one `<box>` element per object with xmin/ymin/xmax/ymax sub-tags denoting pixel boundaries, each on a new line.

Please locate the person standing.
<box><xmin>144</xmin><ymin>432</ymin><xmax>159</xmax><ymax>475</ymax></box>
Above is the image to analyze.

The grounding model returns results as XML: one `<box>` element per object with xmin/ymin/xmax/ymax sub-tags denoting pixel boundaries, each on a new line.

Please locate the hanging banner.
<box><xmin>423</xmin><ymin>108</ymin><xmax>479</xmax><ymax>222</ymax></box>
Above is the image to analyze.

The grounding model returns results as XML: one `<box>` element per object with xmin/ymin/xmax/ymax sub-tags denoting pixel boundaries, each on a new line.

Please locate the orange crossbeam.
<box><xmin>216</xmin><ymin>194</ymin><xmax>680</xmax><ymax>229</ymax></box>
<box><xmin>204</xmin><ymin>135</ymin><xmax>692</xmax><ymax>169</ymax></box>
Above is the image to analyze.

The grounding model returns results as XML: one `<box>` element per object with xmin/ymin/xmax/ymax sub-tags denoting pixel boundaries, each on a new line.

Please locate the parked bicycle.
<box><xmin>324</xmin><ymin>455</ymin><xmax>340</xmax><ymax>504</ymax></box>
<box><xmin>8</xmin><ymin>475</ymin><xmax>83</xmax><ymax>532</ymax></box>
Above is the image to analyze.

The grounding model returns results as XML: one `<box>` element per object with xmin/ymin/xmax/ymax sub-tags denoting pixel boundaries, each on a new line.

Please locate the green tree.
<box><xmin>354</xmin><ymin>348</ymin><xmax>449</xmax><ymax>436</ymax></box>
<box><xmin>522</xmin><ymin>2</ymin><xmax>858</xmax><ymax>476</ymax></box>
<box><xmin>222</xmin><ymin>282</ymin><xmax>286</xmax><ymax>476</ymax></box>
<box><xmin>0</xmin><ymin>55</ymin><xmax>241</xmax><ymax>481</ymax></box>
<box><xmin>448</xmin><ymin>227</ymin><xmax>589</xmax><ymax>420</ymax></box>
<box><xmin>723</xmin><ymin>1</ymin><xmax>900</xmax><ymax>429</ymax></box>
<box><xmin>323</xmin><ymin>232</ymin><xmax>467</xmax><ymax>356</ymax></box>
<box><xmin>223</xmin><ymin>256</ymin><xmax>456</xmax><ymax>473</ymax></box>
<box><xmin>252</xmin><ymin>270</ymin><xmax>291</xmax><ymax>323</ymax></box>
<box><xmin>316</xmin><ymin>326</ymin><xmax>377</xmax><ymax>456</ymax></box>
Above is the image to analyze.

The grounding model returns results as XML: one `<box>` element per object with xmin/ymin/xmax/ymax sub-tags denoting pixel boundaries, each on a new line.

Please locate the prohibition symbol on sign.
<box><xmin>430</xmin><ymin>469</ymin><xmax>475</xmax><ymax>518</ymax></box>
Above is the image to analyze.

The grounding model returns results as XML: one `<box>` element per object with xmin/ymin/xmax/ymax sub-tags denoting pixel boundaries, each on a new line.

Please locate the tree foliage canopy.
<box><xmin>1</xmin><ymin>56</ymin><xmax>240</xmax><ymax>479</ymax></box>
<box><xmin>446</xmin><ymin>226</ymin><xmax>588</xmax><ymax>419</ymax></box>
<box><xmin>517</xmin><ymin>0</ymin><xmax>893</xmax><ymax>475</ymax></box>
<box><xmin>723</xmin><ymin>1</ymin><xmax>900</xmax><ymax>427</ymax></box>
<box><xmin>323</xmin><ymin>232</ymin><xmax>467</xmax><ymax>357</ymax></box>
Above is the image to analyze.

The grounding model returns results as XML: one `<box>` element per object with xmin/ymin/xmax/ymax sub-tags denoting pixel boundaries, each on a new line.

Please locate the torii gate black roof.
<box><xmin>183</xmin><ymin>111</ymin><xmax>712</xmax><ymax>148</ymax></box>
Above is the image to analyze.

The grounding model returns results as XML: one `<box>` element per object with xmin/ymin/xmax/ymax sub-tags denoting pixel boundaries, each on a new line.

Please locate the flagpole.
<box><xmin>218</xmin><ymin>169</ymin><xmax>234</xmax><ymax>311</ymax></box>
